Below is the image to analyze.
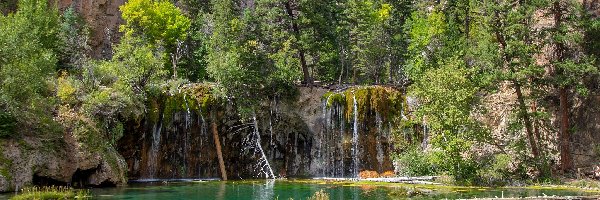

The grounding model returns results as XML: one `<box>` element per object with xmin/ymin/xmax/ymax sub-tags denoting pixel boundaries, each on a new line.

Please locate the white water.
<box><xmin>198</xmin><ymin>110</ymin><xmax>208</xmax><ymax>179</ymax></box>
<box><xmin>352</xmin><ymin>94</ymin><xmax>360</xmax><ymax>177</ymax></box>
<box><xmin>339</xmin><ymin>103</ymin><xmax>345</xmax><ymax>177</ymax></box>
<box><xmin>375</xmin><ymin>112</ymin><xmax>384</xmax><ymax>172</ymax></box>
<box><xmin>252</xmin><ymin>114</ymin><xmax>276</xmax><ymax>179</ymax></box>
<box><xmin>183</xmin><ymin>94</ymin><xmax>191</xmax><ymax>175</ymax></box>
<box><xmin>148</xmin><ymin>114</ymin><xmax>163</xmax><ymax>178</ymax></box>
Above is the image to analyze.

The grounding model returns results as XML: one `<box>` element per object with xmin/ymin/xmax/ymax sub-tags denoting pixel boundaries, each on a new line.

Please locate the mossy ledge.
<box><xmin>322</xmin><ymin>86</ymin><xmax>407</xmax><ymax>124</ymax></box>
<box><xmin>148</xmin><ymin>83</ymin><xmax>221</xmax><ymax>125</ymax></box>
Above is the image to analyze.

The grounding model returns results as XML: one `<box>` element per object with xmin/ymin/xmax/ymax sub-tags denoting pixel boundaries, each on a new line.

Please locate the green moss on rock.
<box><xmin>323</xmin><ymin>86</ymin><xmax>405</xmax><ymax>124</ymax></box>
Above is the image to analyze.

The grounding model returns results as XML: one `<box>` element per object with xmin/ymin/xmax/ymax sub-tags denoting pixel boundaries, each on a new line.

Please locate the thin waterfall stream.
<box><xmin>352</xmin><ymin>93</ymin><xmax>360</xmax><ymax>177</ymax></box>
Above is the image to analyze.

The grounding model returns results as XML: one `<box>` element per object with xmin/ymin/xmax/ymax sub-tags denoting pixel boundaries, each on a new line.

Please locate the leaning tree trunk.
<box><xmin>211</xmin><ymin>117</ymin><xmax>227</xmax><ymax>180</ymax></box>
<box><xmin>492</xmin><ymin>10</ymin><xmax>540</xmax><ymax>162</ymax></box>
<box><xmin>514</xmin><ymin>81</ymin><xmax>540</xmax><ymax>161</ymax></box>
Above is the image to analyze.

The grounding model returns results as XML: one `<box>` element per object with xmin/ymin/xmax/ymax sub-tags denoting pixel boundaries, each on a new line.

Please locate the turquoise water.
<box><xmin>88</xmin><ymin>180</ymin><xmax>598</xmax><ymax>200</ymax></box>
<box><xmin>2</xmin><ymin>180</ymin><xmax>599</xmax><ymax>199</ymax></box>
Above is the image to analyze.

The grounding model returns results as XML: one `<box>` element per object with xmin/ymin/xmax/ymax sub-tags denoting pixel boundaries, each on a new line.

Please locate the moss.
<box><xmin>0</xmin><ymin>144</ymin><xmax>12</xmax><ymax>182</ymax></box>
<box><xmin>323</xmin><ymin>92</ymin><xmax>345</xmax><ymax>108</ymax></box>
<box><xmin>322</xmin><ymin>86</ymin><xmax>404</xmax><ymax>124</ymax></box>
<box><xmin>156</xmin><ymin>83</ymin><xmax>220</xmax><ymax>125</ymax></box>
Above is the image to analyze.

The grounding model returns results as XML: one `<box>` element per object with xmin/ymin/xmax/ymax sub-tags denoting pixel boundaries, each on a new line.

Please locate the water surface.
<box><xmin>87</xmin><ymin>179</ymin><xmax>599</xmax><ymax>200</ymax></box>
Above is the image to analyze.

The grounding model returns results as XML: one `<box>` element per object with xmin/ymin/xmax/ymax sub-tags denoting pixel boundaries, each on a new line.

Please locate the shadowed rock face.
<box><xmin>0</xmin><ymin>132</ymin><xmax>127</xmax><ymax>192</ymax></box>
<box><xmin>118</xmin><ymin>86</ymin><xmax>400</xmax><ymax>180</ymax></box>
<box><xmin>56</xmin><ymin>0</ymin><xmax>124</xmax><ymax>59</ymax></box>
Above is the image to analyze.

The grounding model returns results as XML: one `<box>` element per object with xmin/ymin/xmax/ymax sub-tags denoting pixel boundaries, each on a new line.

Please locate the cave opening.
<box><xmin>32</xmin><ymin>174</ymin><xmax>68</xmax><ymax>187</ymax></box>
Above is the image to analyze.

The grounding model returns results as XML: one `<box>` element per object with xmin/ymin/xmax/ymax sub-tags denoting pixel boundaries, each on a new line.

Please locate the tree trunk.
<box><xmin>211</xmin><ymin>120</ymin><xmax>227</xmax><ymax>180</ymax></box>
<box><xmin>514</xmin><ymin>81</ymin><xmax>540</xmax><ymax>161</ymax></box>
<box><xmin>553</xmin><ymin>0</ymin><xmax>573</xmax><ymax>172</ymax></box>
<box><xmin>559</xmin><ymin>87</ymin><xmax>572</xmax><ymax>171</ymax></box>
<box><xmin>492</xmin><ymin>10</ymin><xmax>540</xmax><ymax>162</ymax></box>
<box><xmin>284</xmin><ymin>0</ymin><xmax>312</xmax><ymax>86</ymax></box>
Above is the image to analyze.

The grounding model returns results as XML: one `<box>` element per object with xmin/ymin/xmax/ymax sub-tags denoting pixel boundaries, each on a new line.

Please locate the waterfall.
<box><xmin>199</xmin><ymin>110</ymin><xmax>208</xmax><ymax>178</ymax></box>
<box><xmin>352</xmin><ymin>94</ymin><xmax>360</xmax><ymax>177</ymax></box>
<box><xmin>183</xmin><ymin>94</ymin><xmax>191</xmax><ymax>176</ymax></box>
<box><xmin>148</xmin><ymin>114</ymin><xmax>163</xmax><ymax>178</ymax></box>
<box><xmin>338</xmin><ymin>103</ymin><xmax>345</xmax><ymax>177</ymax></box>
<box><xmin>375</xmin><ymin>112</ymin><xmax>384</xmax><ymax>172</ymax></box>
<box><xmin>252</xmin><ymin>114</ymin><xmax>275</xmax><ymax>179</ymax></box>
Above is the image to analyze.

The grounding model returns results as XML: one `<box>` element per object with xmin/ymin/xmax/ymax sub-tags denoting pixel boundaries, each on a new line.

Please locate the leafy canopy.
<box><xmin>120</xmin><ymin>0</ymin><xmax>191</xmax><ymax>46</ymax></box>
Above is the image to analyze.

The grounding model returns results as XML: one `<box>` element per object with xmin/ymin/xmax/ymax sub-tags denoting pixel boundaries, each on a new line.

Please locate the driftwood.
<box><xmin>212</xmin><ymin>120</ymin><xmax>228</xmax><ymax>181</ymax></box>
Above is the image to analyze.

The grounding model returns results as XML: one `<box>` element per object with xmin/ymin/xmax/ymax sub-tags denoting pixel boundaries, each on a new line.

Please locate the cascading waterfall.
<box><xmin>148</xmin><ymin>113</ymin><xmax>163</xmax><ymax>178</ymax></box>
<box><xmin>376</xmin><ymin>112</ymin><xmax>384</xmax><ymax>172</ymax></box>
<box><xmin>318</xmin><ymin>95</ymin><xmax>349</xmax><ymax>177</ymax></box>
<box><xmin>339</xmin><ymin>103</ymin><xmax>345</xmax><ymax>177</ymax></box>
<box><xmin>252</xmin><ymin>114</ymin><xmax>276</xmax><ymax>179</ymax></box>
<box><xmin>352</xmin><ymin>93</ymin><xmax>360</xmax><ymax>177</ymax></box>
<box><xmin>183</xmin><ymin>94</ymin><xmax>191</xmax><ymax>176</ymax></box>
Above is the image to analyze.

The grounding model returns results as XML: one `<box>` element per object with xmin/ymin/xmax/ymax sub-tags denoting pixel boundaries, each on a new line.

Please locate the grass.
<box><xmin>10</xmin><ymin>186</ymin><xmax>89</xmax><ymax>200</ymax></box>
<box><xmin>307</xmin><ymin>189</ymin><xmax>330</xmax><ymax>200</ymax></box>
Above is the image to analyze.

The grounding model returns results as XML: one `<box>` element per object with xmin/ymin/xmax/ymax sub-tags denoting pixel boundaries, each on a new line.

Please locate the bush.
<box><xmin>0</xmin><ymin>111</ymin><xmax>16</xmax><ymax>138</ymax></box>
<box><xmin>307</xmin><ymin>190</ymin><xmax>330</xmax><ymax>200</ymax></box>
<box><xmin>477</xmin><ymin>154</ymin><xmax>512</xmax><ymax>186</ymax></box>
<box><xmin>395</xmin><ymin>147</ymin><xmax>436</xmax><ymax>176</ymax></box>
<box><xmin>358</xmin><ymin>170</ymin><xmax>380</xmax><ymax>179</ymax></box>
<box><xmin>380</xmin><ymin>171</ymin><xmax>395</xmax><ymax>178</ymax></box>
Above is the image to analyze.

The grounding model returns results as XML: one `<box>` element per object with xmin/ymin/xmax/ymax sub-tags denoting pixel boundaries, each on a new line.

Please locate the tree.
<box><xmin>120</xmin><ymin>0</ymin><xmax>191</xmax><ymax>78</ymax></box>
<box><xmin>346</xmin><ymin>0</ymin><xmax>393</xmax><ymax>84</ymax></box>
<box><xmin>486</xmin><ymin>0</ymin><xmax>546</xmax><ymax>166</ymax></box>
<box><xmin>0</xmin><ymin>0</ymin><xmax>60</xmax><ymax>136</ymax></box>
<box><xmin>547</xmin><ymin>0</ymin><xmax>597</xmax><ymax>172</ymax></box>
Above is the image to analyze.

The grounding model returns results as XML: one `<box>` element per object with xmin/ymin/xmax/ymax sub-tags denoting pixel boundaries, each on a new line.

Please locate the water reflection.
<box><xmin>69</xmin><ymin>180</ymin><xmax>599</xmax><ymax>200</ymax></box>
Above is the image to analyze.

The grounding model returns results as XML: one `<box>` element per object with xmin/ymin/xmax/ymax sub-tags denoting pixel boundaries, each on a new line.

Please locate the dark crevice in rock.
<box><xmin>71</xmin><ymin>166</ymin><xmax>99</xmax><ymax>188</ymax></box>
<box><xmin>32</xmin><ymin>174</ymin><xmax>68</xmax><ymax>187</ymax></box>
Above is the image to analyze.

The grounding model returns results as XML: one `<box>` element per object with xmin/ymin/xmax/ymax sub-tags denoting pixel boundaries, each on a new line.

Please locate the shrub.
<box><xmin>477</xmin><ymin>154</ymin><xmax>512</xmax><ymax>186</ymax></box>
<box><xmin>0</xmin><ymin>111</ymin><xmax>16</xmax><ymax>138</ymax></box>
<box><xmin>395</xmin><ymin>147</ymin><xmax>436</xmax><ymax>176</ymax></box>
<box><xmin>359</xmin><ymin>170</ymin><xmax>380</xmax><ymax>179</ymax></box>
<box><xmin>307</xmin><ymin>190</ymin><xmax>330</xmax><ymax>200</ymax></box>
<box><xmin>380</xmin><ymin>171</ymin><xmax>395</xmax><ymax>178</ymax></box>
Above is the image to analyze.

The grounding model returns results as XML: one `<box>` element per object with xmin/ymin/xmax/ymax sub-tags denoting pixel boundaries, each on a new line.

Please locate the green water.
<box><xmin>89</xmin><ymin>180</ymin><xmax>598</xmax><ymax>200</ymax></box>
<box><xmin>2</xmin><ymin>180</ymin><xmax>599</xmax><ymax>199</ymax></box>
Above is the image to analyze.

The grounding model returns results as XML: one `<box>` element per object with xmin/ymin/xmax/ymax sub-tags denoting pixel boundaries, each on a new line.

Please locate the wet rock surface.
<box><xmin>118</xmin><ymin>86</ymin><xmax>401</xmax><ymax>180</ymax></box>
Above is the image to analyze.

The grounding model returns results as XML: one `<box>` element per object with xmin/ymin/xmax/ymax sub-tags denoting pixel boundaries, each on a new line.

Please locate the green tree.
<box><xmin>120</xmin><ymin>0</ymin><xmax>191</xmax><ymax>78</ymax></box>
<box><xmin>485</xmin><ymin>0</ymin><xmax>547</xmax><ymax>167</ymax></box>
<box><xmin>207</xmin><ymin>0</ymin><xmax>298</xmax><ymax>113</ymax></box>
<box><xmin>547</xmin><ymin>0</ymin><xmax>597</xmax><ymax>172</ymax></box>
<box><xmin>0</xmin><ymin>0</ymin><xmax>60</xmax><ymax>136</ymax></box>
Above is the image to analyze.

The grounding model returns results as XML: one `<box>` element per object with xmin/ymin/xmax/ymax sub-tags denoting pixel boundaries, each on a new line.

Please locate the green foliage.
<box><xmin>306</xmin><ymin>189</ymin><xmax>330</xmax><ymax>200</ymax></box>
<box><xmin>0</xmin><ymin>0</ymin><xmax>60</xmax><ymax>136</ymax></box>
<box><xmin>0</xmin><ymin>112</ymin><xmax>16</xmax><ymax>138</ymax></box>
<box><xmin>120</xmin><ymin>0</ymin><xmax>191</xmax><ymax>47</ymax></box>
<box><xmin>394</xmin><ymin>147</ymin><xmax>436</xmax><ymax>176</ymax></box>
<box><xmin>207</xmin><ymin>0</ymin><xmax>298</xmax><ymax>116</ymax></box>
<box><xmin>477</xmin><ymin>154</ymin><xmax>513</xmax><ymax>186</ymax></box>
<box><xmin>57</xmin><ymin>6</ymin><xmax>90</xmax><ymax>71</ymax></box>
<box><xmin>10</xmin><ymin>186</ymin><xmax>89</xmax><ymax>200</ymax></box>
<box><xmin>83</xmin><ymin>35</ymin><xmax>166</xmax><ymax>121</ymax></box>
